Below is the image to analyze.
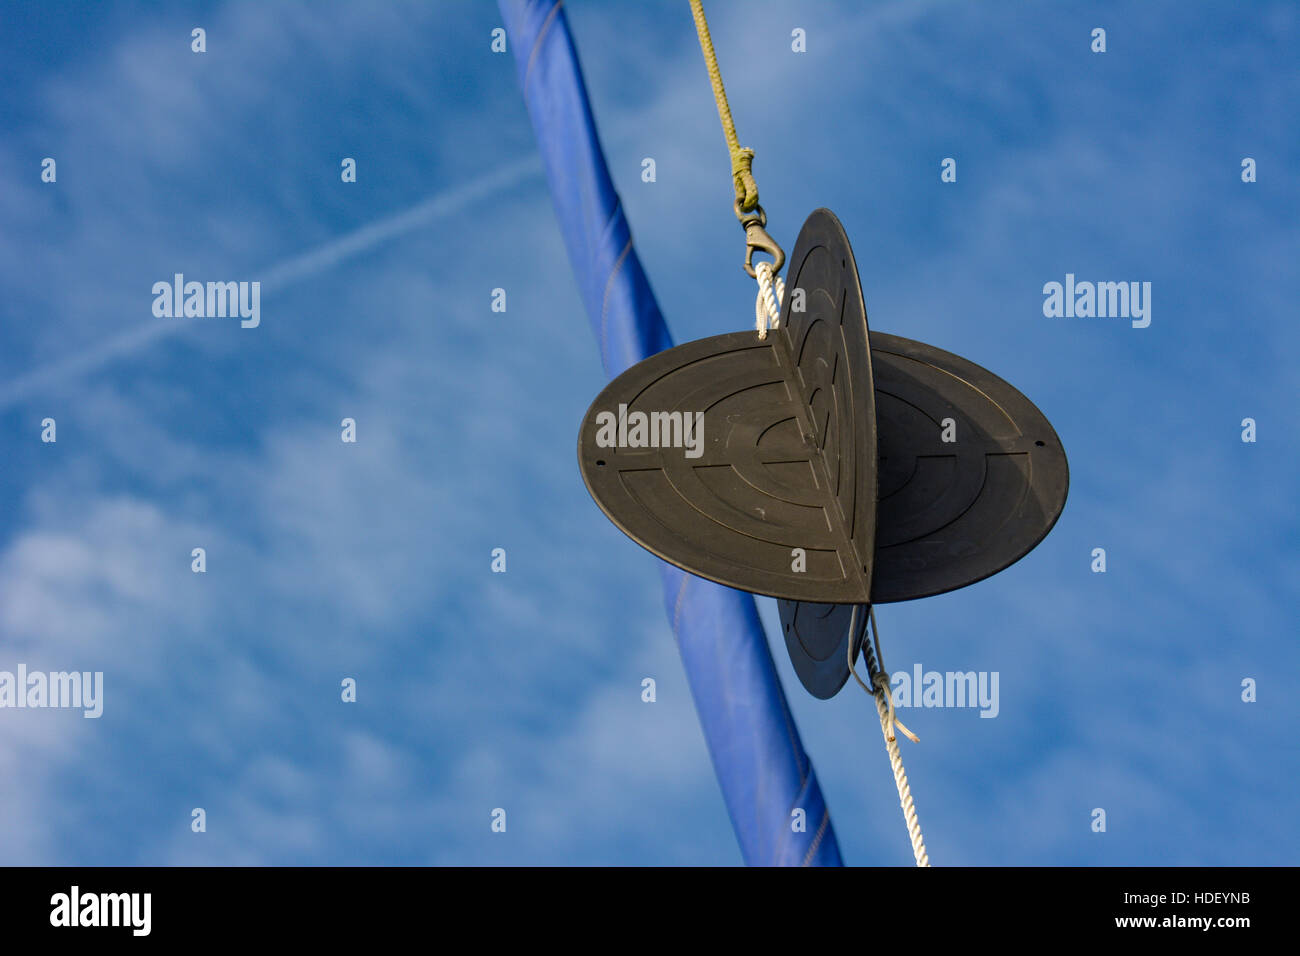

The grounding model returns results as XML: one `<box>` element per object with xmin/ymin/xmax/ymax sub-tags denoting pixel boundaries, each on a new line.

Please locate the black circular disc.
<box><xmin>772</xmin><ymin>208</ymin><xmax>878</xmax><ymax>696</ymax></box>
<box><xmin>778</xmin><ymin>599</ymin><xmax>869</xmax><ymax>699</ymax></box>
<box><xmin>576</xmin><ymin>209</ymin><xmax>878</xmax><ymax>604</ymax></box>
<box><xmin>867</xmin><ymin>331</ymin><xmax>1069</xmax><ymax>603</ymax></box>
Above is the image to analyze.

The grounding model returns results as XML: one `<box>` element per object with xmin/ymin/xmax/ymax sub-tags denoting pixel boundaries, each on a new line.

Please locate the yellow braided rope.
<box><xmin>688</xmin><ymin>0</ymin><xmax>760</xmax><ymax>215</ymax></box>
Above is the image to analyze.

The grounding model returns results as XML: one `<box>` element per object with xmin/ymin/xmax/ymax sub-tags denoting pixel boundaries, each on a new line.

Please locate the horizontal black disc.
<box><xmin>576</xmin><ymin>209</ymin><xmax>878</xmax><ymax>604</ymax></box>
<box><xmin>867</xmin><ymin>332</ymin><xmax>1069</xmax><ymax>603</ymax></box>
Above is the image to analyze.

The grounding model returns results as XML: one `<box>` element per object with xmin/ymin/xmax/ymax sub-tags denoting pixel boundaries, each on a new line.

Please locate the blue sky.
<box><xmin>0</xmin><ymin>0</ymin><xmax>1295</xmax><ymax>865</ymax></box>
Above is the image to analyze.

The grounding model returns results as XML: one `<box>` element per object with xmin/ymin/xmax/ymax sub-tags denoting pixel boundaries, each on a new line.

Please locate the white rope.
<box><xmin>848</xmin><ymin>606</ymin><xmax>932</xmax><ymax>867</ymax></box>
<box><xmin>754</xmin><ymin>260</ymin><xmax>784</xmax><ymax>339</ymax></box>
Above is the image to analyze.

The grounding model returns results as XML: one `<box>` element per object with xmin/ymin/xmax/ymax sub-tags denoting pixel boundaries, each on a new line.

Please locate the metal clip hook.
<box><xmin>735</xmin><ymin>201</ymin><xmax>785</xmax><ymax>279</ymax></box>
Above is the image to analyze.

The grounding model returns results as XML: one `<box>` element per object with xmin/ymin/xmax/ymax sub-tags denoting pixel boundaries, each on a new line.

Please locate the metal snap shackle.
<box><xmin>735</xmin><ymin>200</ymin><xmax>785</xmax><ymax>279</ymax></box>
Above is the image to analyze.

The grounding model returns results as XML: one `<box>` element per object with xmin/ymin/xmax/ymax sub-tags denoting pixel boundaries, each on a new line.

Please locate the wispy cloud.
<box><xmin>0</xmin><ymin>157</ymin><xmax>540</xmax><ymax>410</ymax></box>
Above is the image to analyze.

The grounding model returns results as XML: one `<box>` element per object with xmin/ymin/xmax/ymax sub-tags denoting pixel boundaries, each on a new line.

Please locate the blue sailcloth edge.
<box><xmin>499</xmin><ymin>0</ymin><xmax>843</xmax><ymax>866</ymax></box>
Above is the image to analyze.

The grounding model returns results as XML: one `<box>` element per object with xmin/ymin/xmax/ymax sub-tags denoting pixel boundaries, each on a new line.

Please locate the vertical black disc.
<box><xmin>774</xmin><ymin>209</ymin><xmax>879</xmax><ymax>698</ymax></box>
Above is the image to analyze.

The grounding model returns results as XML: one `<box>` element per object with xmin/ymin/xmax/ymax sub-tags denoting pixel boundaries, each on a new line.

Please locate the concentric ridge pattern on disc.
<box><xmin>576</xmin><ymin>209</ymin><xmax>877</xmax><ymax>605</ymax></box>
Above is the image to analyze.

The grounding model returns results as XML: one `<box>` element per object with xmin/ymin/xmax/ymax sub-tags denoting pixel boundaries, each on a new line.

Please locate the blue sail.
<box><xmin>500</xmin><ymin>0</ymin><xmax>842</xmax><ymax>866</ymax></box>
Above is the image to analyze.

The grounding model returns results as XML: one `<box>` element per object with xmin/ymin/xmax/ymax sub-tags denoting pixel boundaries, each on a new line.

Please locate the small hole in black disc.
<box><xmin>596</xmin><ymin>459</ymin><xmax>606</xmax><ymax>466</ymax></box>
<box><xmin>1035</xmin><ymin>440</ymin><xmax>1045</xmax><ymax>446</ymax></box>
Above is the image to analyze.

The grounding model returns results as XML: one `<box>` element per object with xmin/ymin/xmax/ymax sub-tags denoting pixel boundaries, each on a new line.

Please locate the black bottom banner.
<box><xmin>0</xmin><ymin>865</ymin><xmax>1283</xmax><ymax>942</ymax></box>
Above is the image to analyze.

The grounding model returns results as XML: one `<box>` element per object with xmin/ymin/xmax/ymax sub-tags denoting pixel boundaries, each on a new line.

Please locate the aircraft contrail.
<box><xmin>0</xmin><ymin>156</ymin><xmax>541</xmax><ymax>411</ymax></box>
